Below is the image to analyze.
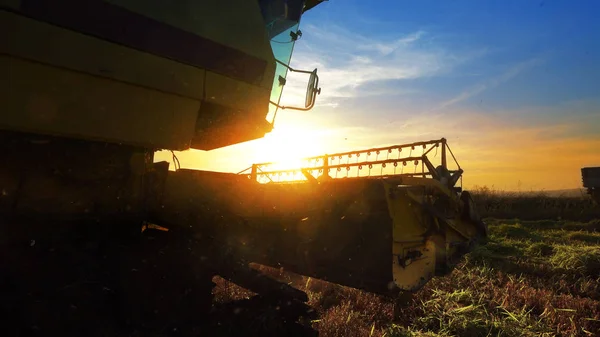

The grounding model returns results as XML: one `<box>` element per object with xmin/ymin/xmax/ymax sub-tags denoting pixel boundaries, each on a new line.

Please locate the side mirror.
<box><xmin>305</xmin><ymin>69</ymin><xmax>321</xmax><ymax>109</ymax></box>
<box><xmin>270</xmin><ymin>60</ymin><xmax>321</xmax><ymax>111</ymax></box>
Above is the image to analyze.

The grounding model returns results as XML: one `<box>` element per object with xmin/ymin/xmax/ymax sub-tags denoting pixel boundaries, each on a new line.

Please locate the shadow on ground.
<box><xmin>0</xmin><ymin>221</ymin><xmax>318</xmax><ymax>337</ymax></box>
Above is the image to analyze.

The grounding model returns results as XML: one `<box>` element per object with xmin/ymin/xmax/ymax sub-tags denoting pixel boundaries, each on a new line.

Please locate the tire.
<box><xmin>116</xmin><ymin>227</ymin><xmax>216</xmax><ymax>336</ymax></box>
<box><xmin>460</xmin><ymin>191</ymin><xmax>488</xmax><ymax>237</ymax></box>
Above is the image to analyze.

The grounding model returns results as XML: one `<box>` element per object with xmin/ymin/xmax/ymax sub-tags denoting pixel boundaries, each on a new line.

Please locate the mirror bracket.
<box><xmin>270</xmin><ymin>59</ymin><xmax>321</xmax><ymax>111</ymax></box>
<box><xmin>278</xmin><ymin>75</ymin><xmax>286</xmax><ymax>86</ymax></box>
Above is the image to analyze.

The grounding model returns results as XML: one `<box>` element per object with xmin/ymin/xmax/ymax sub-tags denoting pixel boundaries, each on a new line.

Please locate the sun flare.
<box><xmin>252</xmin><ymin>124</ymin><xmax>325</xmax><ymax>170</ymax></box>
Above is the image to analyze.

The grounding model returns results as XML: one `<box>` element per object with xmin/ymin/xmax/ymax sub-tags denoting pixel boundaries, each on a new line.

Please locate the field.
<box><xmin>4</xmin><ymin>188</ymin><xmax>597</xmax><ymax>336</ymax></box>
<box><xmin>213</xmin><ymin>188</ymin><xmax>600</xmax><ymax>337</ymax></box>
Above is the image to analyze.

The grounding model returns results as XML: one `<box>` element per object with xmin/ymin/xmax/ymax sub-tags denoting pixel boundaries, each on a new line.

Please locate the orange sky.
<box><xmin>152</xmin><ymin>4</ymin><xmax>600</xmax><ymax>193</ymax></box>
<box><xmin>154</xmin><ymin>108</ymin><xmax>600</xmax><ymax>192</ymax></box>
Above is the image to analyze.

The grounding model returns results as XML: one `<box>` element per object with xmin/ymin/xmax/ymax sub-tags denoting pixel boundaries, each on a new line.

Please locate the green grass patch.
<box><xmin>384</xmin><ymin>325</ymin><xmax>446</xmax><ymax>337</ymax></box>
<box><xmin>489</xmin><ymin>223</ymin><xmax>542</xmax><ymax>241</ymax></box>
<box><xmin>567</xmin><ymin>231</ymin><xmax>600</xmax><ymax>244</ymax></box>
<box><xmin>550</xmin><ymin>245</ymin><xmax>600</xmax><ymax>276</ymax></box>
<box><xmin>525</xmin><ymin>242</ymin><xmax>555</xmax><ymax>257</ymax></box>
<box><xmin>521</xmin><ymin>219</ymin><xmax>566</xmax><ymax>229</ymax></box>
<box><xmin>485</xmin><ymin>240</ymin><xmax>526</xmax><ymax>256</ymax></box>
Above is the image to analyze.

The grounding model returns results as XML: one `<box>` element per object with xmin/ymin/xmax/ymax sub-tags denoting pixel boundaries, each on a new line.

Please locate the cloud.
<box><xmin>328</xmin><ymin>106</ymin><xmax>600</xmax><ymax>190</ymax></box>
<box><xmin>356</xmin><ymin>31</ymin><xmax>426</xmax><ymax>56</ymax></box>
<box><xmin>155</xmin><ymin>97</ymin><xmax>600</xmax><ymax>191</ymax></box>
<box><xmin>279</xmin><ymin>24</ymin><xmax>485</xmax><ymax>107</ymax></box>
<box><xmin>436</xmin><ymin>58</ymin><xmax>544</xmax><ymax>110</ymax></box>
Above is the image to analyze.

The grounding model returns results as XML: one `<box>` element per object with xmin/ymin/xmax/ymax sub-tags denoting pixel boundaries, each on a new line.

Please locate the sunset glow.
<box><xmin>251</xmin><ymin>124</ymin><xmax>325</xmax><ymax>169</ymax></box>
<box><xmin>156</xmin><ymin>0</ymin><xmax>600</xmax><ymax>192</ymax></box>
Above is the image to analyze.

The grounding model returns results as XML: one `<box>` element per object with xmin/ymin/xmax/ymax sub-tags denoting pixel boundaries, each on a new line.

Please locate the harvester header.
<box><xmin>156</xmin><ymin>138</ymin><xmax>487</xmax><ymax>296</ymax></box>
<box><xmin>242</xmin><ymin>138</ymin><xmax>464</xmax><ymax>187</ymax></box>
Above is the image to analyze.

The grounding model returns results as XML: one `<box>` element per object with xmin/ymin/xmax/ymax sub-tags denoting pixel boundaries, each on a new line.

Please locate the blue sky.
<box><xmin>292</xmin><ymin>0</ymin><xmax>600</xmax><ymax>118</ymax></box>
<box><xmin>160</xmin><ymin>0</ymin><xmax>600</xmax><ymax>191</ymax></box>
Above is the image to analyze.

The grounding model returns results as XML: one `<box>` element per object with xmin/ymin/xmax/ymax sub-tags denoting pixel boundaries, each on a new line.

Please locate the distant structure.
<box><xmin>582</xmin><ymin>167</ymin><xmax>600</xmax><ymax>204</ymax></box>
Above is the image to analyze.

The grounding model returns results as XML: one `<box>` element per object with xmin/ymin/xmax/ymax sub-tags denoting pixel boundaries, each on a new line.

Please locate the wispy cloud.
<box><xmin>155</xmin><ymin>97</ymin><xmax>600</xmax><ymax>190</ymax></box>
<box><xmin>315</xmin><ymin>105</ymin><xmax>600</xmax><ymax>190</ymax></box>
<box><xmin>280</xmin><ymin>24</ymin><xmax>485</xmax><ymax>107</ymax></box>
<box><xmin>356</xmin><ymin>31</ymin><xmax>426</xmax><ymax>55</ymax></box>
<box><xmin>436</xmin><ymin>58</ymin><xmax>544</xmax><ymax>110</ymax></box>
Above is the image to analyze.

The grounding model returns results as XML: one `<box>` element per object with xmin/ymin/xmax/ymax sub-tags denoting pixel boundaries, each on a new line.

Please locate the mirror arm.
<box><xmin>270</xmin><ymin>96</ymin><xmax>317</xmax><ymax>111</ymax></box>
<box><xmin>275</xmin><ymin>59</ymin><xmax>315</xmax><ymax>75</ymax></box>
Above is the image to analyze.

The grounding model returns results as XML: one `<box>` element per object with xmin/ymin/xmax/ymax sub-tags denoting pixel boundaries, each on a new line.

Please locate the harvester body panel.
<box><xmin>1</xmin><ymin>0</ymin><xmax>312</xmax><ymax>151</ymax></box>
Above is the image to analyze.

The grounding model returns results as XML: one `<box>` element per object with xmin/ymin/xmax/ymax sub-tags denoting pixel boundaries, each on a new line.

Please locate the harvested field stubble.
<box><xmin>214</xmin><ymin>215</ymin><xmax>600</xmax><ymax>336</ymax></box>
<box><xmin>471</xmin><ymin>186</ymin><xmax>600</xmax><ymax>221</ymax></box>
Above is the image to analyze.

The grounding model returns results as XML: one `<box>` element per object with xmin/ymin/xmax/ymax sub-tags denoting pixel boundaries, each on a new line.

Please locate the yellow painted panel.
<box><xmin>399</xmin><ymin>176</ymin><xmax>454</xmax><ymax>197</ymax></box>
<box><xmin>204</xmin><ymin>71</ymin><xmax>271</xmax><ymax>114</ymax></box>
<box><xmin>1</xmin><ymin>10</ymin><xmax>206</xmax><ymax>100</ymax></box>
<box><xmin>105</xmin><ymin>0</ymin><xmax>277</xmax><ymax>90</ymax></box>
<box><xmin>1</xmin><ymin>56</ymin><xmax>199</xmax><ymax>150</ymax></box>
<box><xmin>392</xmin><ymin>241</ymin><xmax>423</xmax><ymax>256</ymax></box>
<box><xmin>392</xmin><ymin>239</ymin><xmax>436</xmax><ymax>291</ymax></box>
<box><xmin>384</xmin><ymin>184</ymin><xmax>429</xmax><ymax>242</ymax></box>
<box><xmin>106</xmin><ymin>0</ymin><xmax>274</xmax><ymax>61</ymax></box>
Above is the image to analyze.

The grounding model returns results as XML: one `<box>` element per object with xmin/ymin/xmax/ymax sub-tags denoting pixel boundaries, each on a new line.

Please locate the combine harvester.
<box><xmin>582</xmin><ymin>167</ymin><xmax>600</xmax><ymax>204</ymax></box>
<box><xmin>0</xmin><ymin>0</ymin><xmax>486</xmax><ymax>335</ymax></box>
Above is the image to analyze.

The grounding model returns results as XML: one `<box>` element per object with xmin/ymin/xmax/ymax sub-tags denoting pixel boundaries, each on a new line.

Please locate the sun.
<box><xmin>252</xmin><ymin>124</ymin><xmax>325</xmax><ymax>171</ymax></box>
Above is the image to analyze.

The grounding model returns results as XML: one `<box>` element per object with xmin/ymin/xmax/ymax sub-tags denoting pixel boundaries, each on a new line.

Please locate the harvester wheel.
<box><xmin>460</xmin><ymin>191</ymin><xmax>488</xmax><ymax>237</ymax></box>
<box><xmin>117</xmin><ymin>226</ymin><xmax>216</xmax><ymax>335</ymax></box>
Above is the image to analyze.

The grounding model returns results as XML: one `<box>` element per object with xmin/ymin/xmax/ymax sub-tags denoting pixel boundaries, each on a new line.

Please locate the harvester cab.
<box><xmin>1</xmin><ymin>0</ymin><xmax>321</xmax><ymax>152</ymax></box>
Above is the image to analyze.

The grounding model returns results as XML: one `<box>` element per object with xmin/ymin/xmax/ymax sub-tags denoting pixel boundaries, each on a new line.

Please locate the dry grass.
<box><xmin>213</xmin><ymin>190</ymin><xmax>600</xmax><ymax>337</ymax></box>
<box><xmin>471</xmin><ymin>186</ymin><xmax>600</xmax><ymax>221</ymax></box>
